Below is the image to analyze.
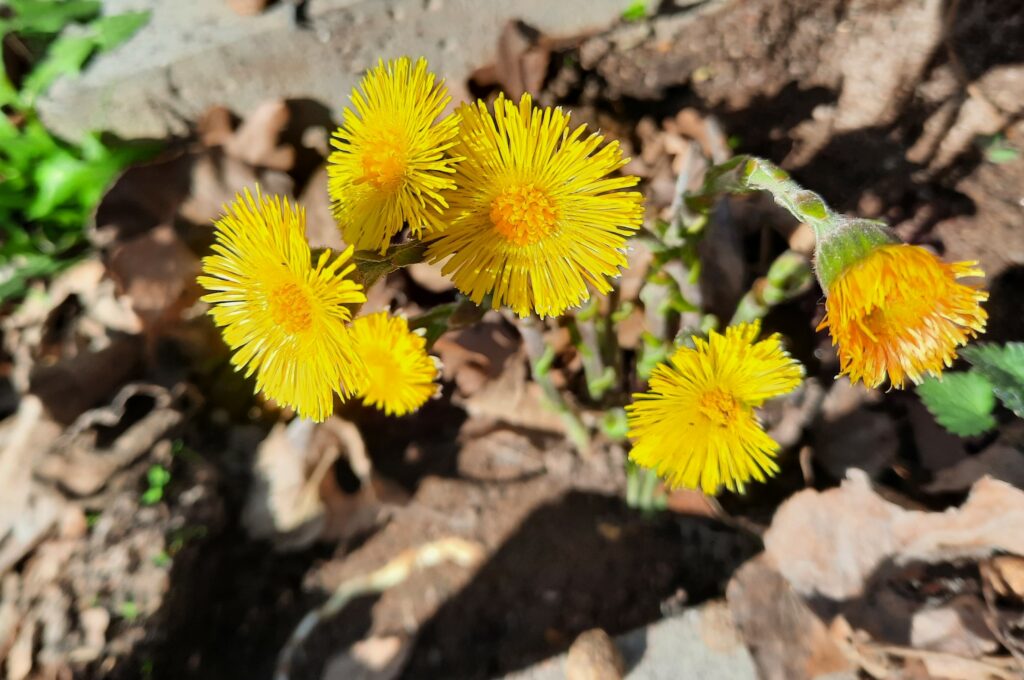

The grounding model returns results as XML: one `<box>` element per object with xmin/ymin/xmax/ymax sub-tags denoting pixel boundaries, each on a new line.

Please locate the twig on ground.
<box><xmin>275</xmin><ymin>537</ymin><xmax>485</xmax><ymax>680</ymax></box>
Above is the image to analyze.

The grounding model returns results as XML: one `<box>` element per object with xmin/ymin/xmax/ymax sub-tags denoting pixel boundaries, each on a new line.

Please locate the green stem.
<box><xmin>626</xmin><ymin>462</ymin><xmax>641</xmax><ymax>507</ymax></box>
<box><xmin>572</xmin><ymin>301</ymin><xmax>615</xmax><ymax>401</ymax></box>
<box><xmin>348</xmin><ymin>240</ymin><xmax>429</xmax><ymax>290</ymax></box>
<box><xmin>684</xmin><ymin>155</ymin><xmax>835</xmax><ymax>230</ymax></box>
<box><xmin>408</xmin><ymin>296</ymin><xmax>485</xmax><ymax>348</ymax></box>
<box><xmin>638</xmin><ymin>466</ymin><xmax>662</xmax><ymax>511</ymax></box>
<box><xmin>684</xmin><ymin>155</ymin><xmax>899</xmax><ymax>289</ymax></box>
<box><xmin>519</xmin><ymin>317</ymin><xmax>590</xmax><ymax>454</ymax></box>
<box><xmin>730</xmin><ymin>250</ymin><xmax>813</xmax><ymax>325</ymax></box>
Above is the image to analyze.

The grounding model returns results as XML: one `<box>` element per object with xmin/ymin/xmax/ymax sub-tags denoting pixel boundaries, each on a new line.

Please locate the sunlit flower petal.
<box><xmin>819</xmin><ymin>243</ymin><xmax>988</xmax><ymax>389</ymax></box>
<box><xmin>328</xmin><ymin>57</ymin><xmax>460</xmax><ymax>253</ymax></box>
<box><xmin>426</xmin><ymin>93</ymin><xmax>644</xmax><ymax>318</ymax></box>
<box><xmin>626</xmin><ymin>322</ymin><xmax>803</xmax><ymax>494</ymax></box>
<box><xmin>198</xmin><ymin>189</ymin><xmax>366</xmax><ymax>421</ymax></box>
<box><xmin>349</xmin><ymin>311</ymin><xmax>439</xmax><ymax>416</ymax></box>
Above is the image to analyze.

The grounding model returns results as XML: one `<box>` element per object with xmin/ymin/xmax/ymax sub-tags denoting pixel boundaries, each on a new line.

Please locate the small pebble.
<box><xmin>565</xmin><ymin>628</ymin><xmax>624</xmax><ymax>680</ymax></box>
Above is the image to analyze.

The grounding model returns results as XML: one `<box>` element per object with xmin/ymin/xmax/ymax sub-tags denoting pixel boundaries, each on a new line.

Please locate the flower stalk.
<box><xmin>518</xmin><ymin>317</ymin><xmax>590</xmax><ymax>453</ymax></box>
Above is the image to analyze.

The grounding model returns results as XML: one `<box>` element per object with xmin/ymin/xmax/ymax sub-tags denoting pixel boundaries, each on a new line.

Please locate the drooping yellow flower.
<box><xmin>198</xmin><ymin>189</ymin><xmax>366</xmax><ymax>421</ymax></box>
<box><xmin>626</xmin><ymin>322</ymin><xmax>803</xmax><ymax>495</ymax></box>
<box><xmin>425</xmin><ymin>93</ymin><xmax>644</xmax><ymax>318</ymax></box>
<box><xmin>349</xmin><ymin>312</ymin><xmax>439</xmax><ymax>416</ymax></box>
<box><xmin>819</xmin><ymin>243</ymin><xmax>988</xmax><ymax>389</ymax></box>
<box><xmin>327</xmin><ymin>57</ymin><xmax>460</xmax><ymax>253</ymax></box>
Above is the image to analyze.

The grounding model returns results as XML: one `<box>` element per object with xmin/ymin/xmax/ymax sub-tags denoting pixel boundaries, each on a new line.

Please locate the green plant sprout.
<box><xmin>140</xmin><ymin>464</ymin><xmax>171</xmax><ymax>506</ymax></box>
<box><xmin>621</xmin><ymin>0</ymin><xmax>650</xmax><ymax>22</ymax></box>
<box><xmin>979</xmin><ymin>134</ymin><xmax>1019</xmax><ymax>165</ymax></box>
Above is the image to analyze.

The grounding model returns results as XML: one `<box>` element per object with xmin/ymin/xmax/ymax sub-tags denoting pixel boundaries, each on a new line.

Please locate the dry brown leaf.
<box><xmin>177</xmin><ymin>150</ymin><xmax>293</xmax><ymax>227</ymax></box>
<box><xmin>298</xmin><ymin>164</ymin><xmax>344</xmax><ymax>251</ymax></box>
<box><xmin>984</xmin><ymin>556</ymin><xmax>1024</xmax><ymax>599</ymax></box>
<box><xmin>0</xmin><ymin>397</ymin><xmax>66</xmax><ymax>575</ymax></box>
<box><xmin>35</xmin><ymin>384</ymin><xmax>183</xmax><ymax>497</ymax></box>
<box><xmin>243</xmin><ymin>417</ymin><xmax>400</xmax><ymax>551</ymax></box>
<box><xmin>242</xmin><ymin>419</ymin><xmax>331</xmax><ymax>551</ymax></box>
<box><xmin>434</xmin><ymin>318</ymin><xmax>520</xmax><ymax>398</ymax></box>
<box><xmin>106</xmin><ymin>224</ymin><xmax>201</xmax><ymax>330</ymax></box>
<box><xmin>28</xmin><ymin>335</ymin><xmax>143</xmax><ymax>425</ymax></box>
<box><xmin>764</xmin><ymin>471</ymin><xmax>1024</xmax><ymax>601</ymax></box>
<box><xmin>3</xmin><ymin>259</ymin><xmax>143</xmax><ymax>404</ymax></box>
<box><xmin>7</xmin><ymin>614</ymin><xmax>35</xmax><ymax>680</ymax></box>
<box><xmin>91</xmin><ymin>152</ymin><xmax>195</xmax><ymax>246</ymax></box>
<box><xmin>223</xmin><ymin>100</ymin><xmax>295</xmax><ymax>171</ymax></box>
<box><xmin>196</xmin><ymin>105</ymin><xmax>235</xmax><ymax>147</ymax></box>
<box><xmin>727</xmin><ymin>554</ymin><xmax>855</xmax><ymax>680</ymax></box>
<box><xmin>910</xmin><ymin>596</ymin><xmax>1000</xmax><ymax>657</ymax></box>
<box><xmin>469</xmin><ymin>20</ymin><xmax>551</xmax><ymax>99</ymax></box>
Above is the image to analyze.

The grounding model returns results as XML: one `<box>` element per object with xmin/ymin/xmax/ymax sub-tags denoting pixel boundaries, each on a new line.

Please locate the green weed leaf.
<box><xmin>20</xmin><ymin>34</ymin><xmax>95</xmax><ymax>102</ymax></box>
<box><xmin>4</xmin><ymin>0</ymin><xmax>101</xmax><ymax>35</ymax></box>
<box><xmin>962</xmin><ymin>342</ymin><xmax>1024</xmax><ymax>418</ymax></box>
<box><xmin>621</xmin><ymin>0</ymin><xmax>648</xmax><ymax>22</ymax></box>
<box><xmin>91</xmin><ymin>11</ymin><xmax>150</xmax><ymax>52</ymax></box>
<box><xmin>917</xmin><ymin>371</ymin><xmax>997</xmax><ymax>437</ymax></box>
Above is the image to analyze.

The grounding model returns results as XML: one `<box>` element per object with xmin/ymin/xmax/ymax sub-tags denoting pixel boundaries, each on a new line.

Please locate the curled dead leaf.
<box><xmin>764</xmin><ymin>471</ymin><xmax>1024</xmax><ymax>601</ymax></box>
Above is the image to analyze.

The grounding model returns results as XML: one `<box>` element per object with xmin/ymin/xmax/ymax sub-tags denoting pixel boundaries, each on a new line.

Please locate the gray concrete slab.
<box><xmin>38</xmin><ymin>0</ymin><xmax>632</xmax><ymax>141</ymax></box>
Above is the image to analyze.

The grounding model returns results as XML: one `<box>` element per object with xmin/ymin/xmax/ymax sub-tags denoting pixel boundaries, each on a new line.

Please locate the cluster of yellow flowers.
<box><xmin>628</xmin><ymin>240</ymin><xmax>987</xmax><ymax>495</ymax></box>
<box><xmin>198</xmin><ymin>56</ymin><xmax>989</xmax><ymax>497</ymax></box>
<box><xmin>199</xmin><ymin>57</ymin><xmax>643</xmax><ymax>422</ymax></box>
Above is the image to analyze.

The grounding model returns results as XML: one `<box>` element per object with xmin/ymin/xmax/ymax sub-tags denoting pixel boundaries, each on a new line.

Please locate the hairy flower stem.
<box><xmin>685</xmin><ymin>155</ymin><xmax>834</xmax><ymax>228</ymax></box>
<box><xmin>518</xmin><ymin>317</ymin><xmax>591</xmax><ymax>453</ymax></box>
<box><xmin>685</xmin><ymin>155</ymin><xmax>897</xmax><ymax>289</ymax></box>
<box><xmin>345</xmin><ymin>240</ymin><xmax>429</xmax><ymax>290</ymax></box>
<box><xmin>408</xmin><ymin>296</ymin><xmax>485</xmax><ymax>347</ymax></box>
<box><xmin>571</xmin><ymin>300</ymin><xmax>616</xmax><ymax>401</ymax></box>
<box><xmin>625</xmin><ymin>463</ymin><xmax>664</xmax><ymax>512</ymax></box>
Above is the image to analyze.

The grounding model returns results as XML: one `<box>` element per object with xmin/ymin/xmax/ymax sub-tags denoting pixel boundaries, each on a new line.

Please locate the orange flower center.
<box><xmin>269</xmin><ymin>282</ymin><xmax>313</xmax><ymax>334</ymax></box>
<box><xmin>490</xmin><ymin>184</ymin><xmax>559</xmax><ymax>246</ymax></box>
<box><xmin>698</xmin><ymin>388</ymin><xmax>740</xmax><ymax>427</ymax></box>
<box><xmin>360</xmin><ymin>137</ymin><xmax>408</xmax><ymax>192</ymax></box>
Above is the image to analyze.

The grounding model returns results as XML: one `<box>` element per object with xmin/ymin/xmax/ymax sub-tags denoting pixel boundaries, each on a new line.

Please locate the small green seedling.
<box><xmin>119</xmin><ymin>599</ymin><xmax>139</xmax><ymax>622</ymax></box>
<box><xmin>621</xmin><ymin>0</ymin><xmax>650</xmax><ymax>22</ymax></box>
<box><xmin>979</xmin><ymin>134</ymin><xmax>1019</xmax><ymax>165</ymax></box>
<box><xmin>140</xmin><ymin>464</ymin><xmax>171</xmax><ymax>506</ymax></box>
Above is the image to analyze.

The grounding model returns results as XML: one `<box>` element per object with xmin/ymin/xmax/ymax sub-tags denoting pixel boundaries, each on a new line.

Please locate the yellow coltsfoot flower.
<box><xmin>426</xmin><ymin>93</ymin><xmax>644</xmax><ymax>318</ymax></box>
<box><xmin>198</xmin><ymin>189</ymin><xmax>366</xmax><ymax>421</ymax></box>
<box><xmin>349</xmin><ymin>312</ymin><xmax>440</xmax><ymax>416</ymax></box>
<box><xmin>815</xmin><ymin>220</ymin><xmax>988</xmax><ymax>389</ymax></box>
<box><xmin>327</xmin><ymin>57</ymin><xmax>460</xmax><ymax>253</ymax></box>
<box><xmin>626</xmin><ymin>322</ymin><xmax>803</xmax><ymax>495</ymax></box>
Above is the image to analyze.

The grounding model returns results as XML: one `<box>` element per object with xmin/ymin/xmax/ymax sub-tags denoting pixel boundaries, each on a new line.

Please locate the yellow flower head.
<box><xmin>328</xmin><ymin>57</ymin><xmax>460</xmax><ymax>253</ymax></box>
<box><xmin>819</xmin><ymin>244</ymin><xmax>988</xmax><ymax>389</ymax></box>
<box><xmin>349</xmin><ymin>312</ymin><xmax>440</xmax><ymax>416</ymax></box>
<box><xmin>426</xmin><ymin>93</ymin><xmax>644</xmax><ymax>318</ymax></box>
<box><xmin>626</xmin><ymin>322</ymin><xmax>804</xmax><ymax>495</ymax></box>
<box><xmin>198</xmin><ymin>189</ymin><xmax>366</xmax><ymax>421</ymax></box>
